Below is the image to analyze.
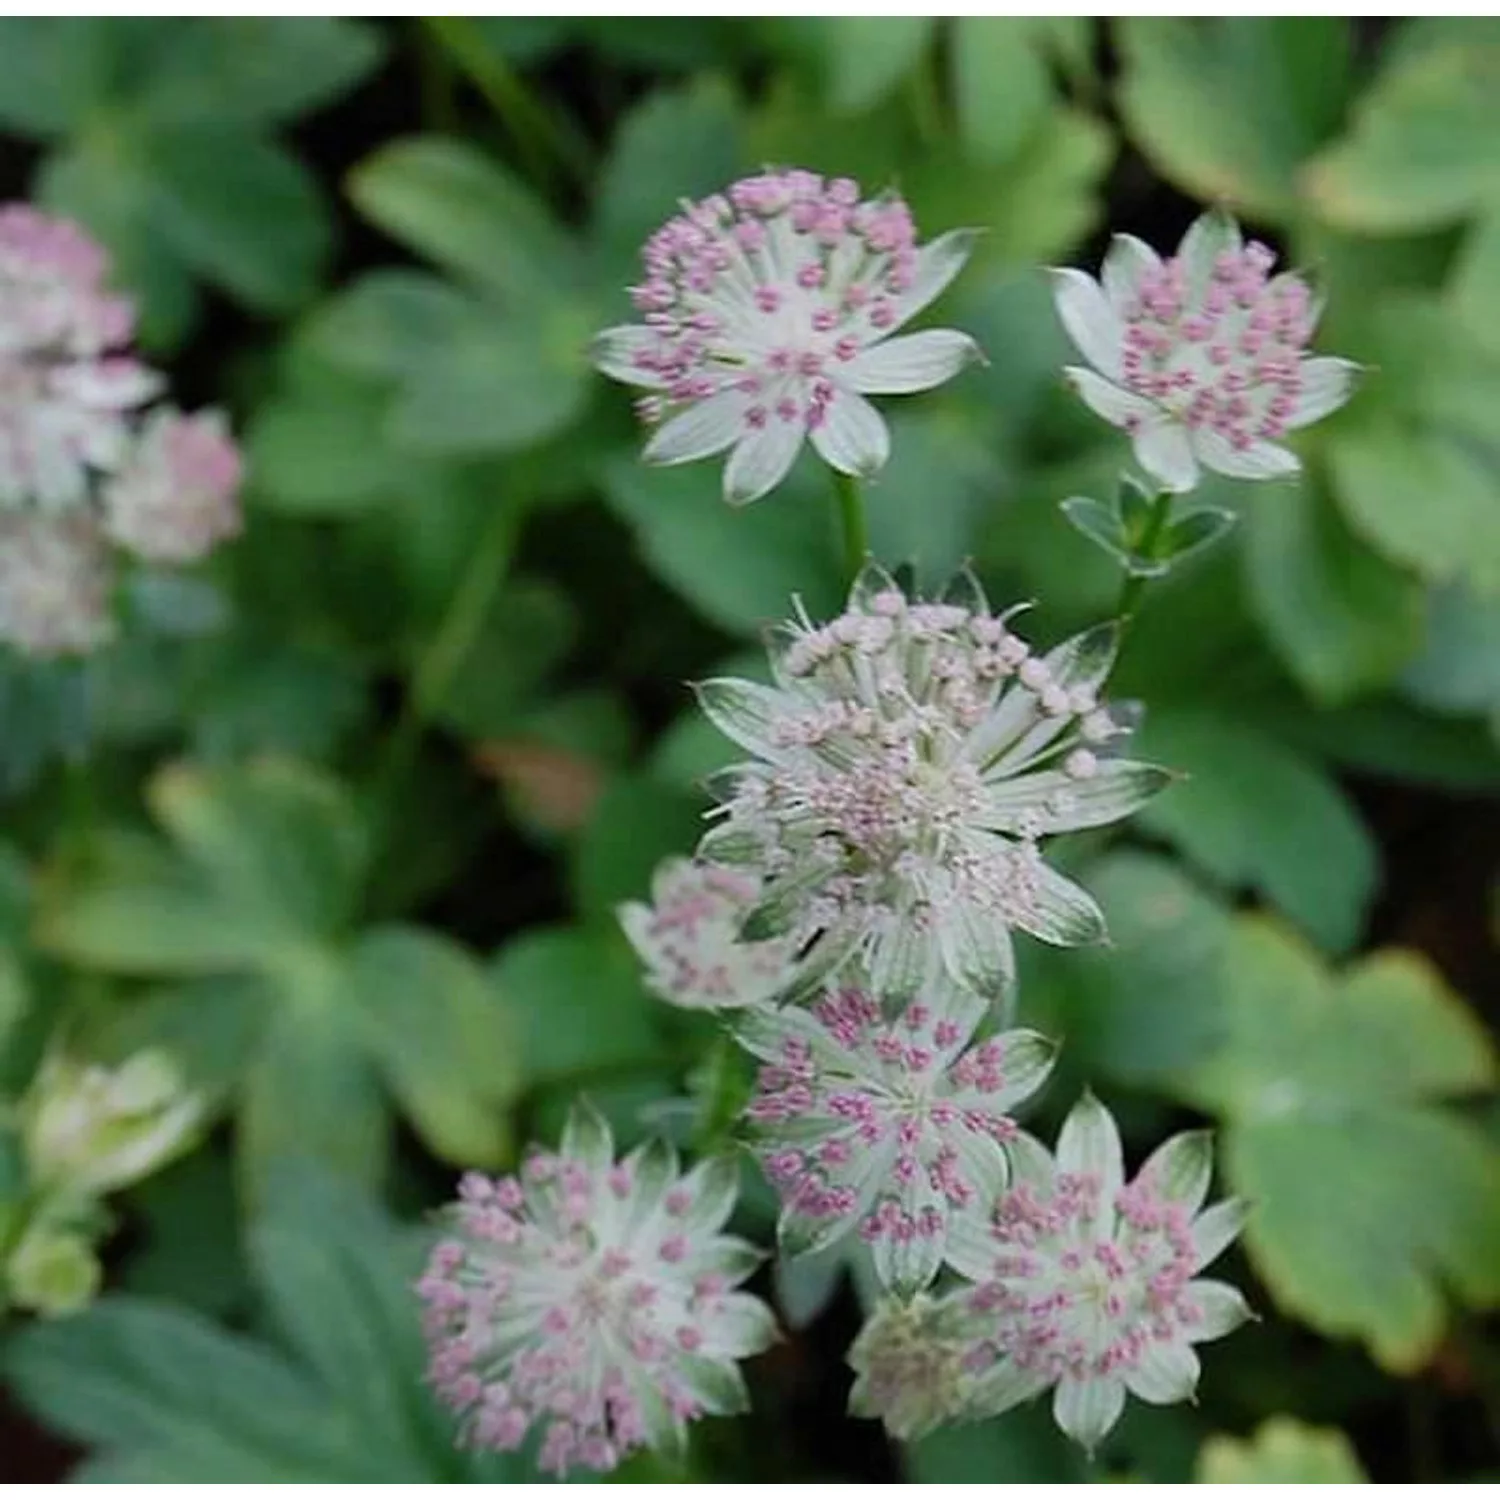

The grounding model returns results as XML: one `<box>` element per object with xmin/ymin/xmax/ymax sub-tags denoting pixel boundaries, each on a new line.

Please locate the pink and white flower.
<box><xmin>1053</xmin><ymin>209</ymin><xmax>1358</xmax><ymax>492</ymax></box>
<box><xmin>695</xmin><ymin>564</ymin><xmax>1172</xmax><ymax>1002</ymax></box>
<box><xmin>593</xmin><ymin>168</ymin><xmax>981</xmax><ymax>505</ymax></box>
<box><xmin>739</xmin><ymin>975</ymin><xmax>1054</xmax><ymax>1294</ymax></box>
<box><xmin>0</xmin><ymin>510</ymin><xmax>113</xmax><ymax>657</ymax></box>
<box><xmin>101</xmin><ymin>406</ymin><xmax>243</xmax><ymax>564</ymax></box>
<box><xmin>619</xmin><ymin>857</ymin><xmax>798</xmax><ymax>1011</ymax></box>
<box><xmin>417</xmin><ymin>1106</ymin><xmax>776</xmax><ymax>1476</ymax></box>
<box><xmin>0</xmin><ymin>204</ymin><xmax>160</xmax><ymax>511</ymax></box>
<box><xmin>941</xmin><ymin>1094</ymin><xmax>1251</xmax><ymax>1453</ymax></box>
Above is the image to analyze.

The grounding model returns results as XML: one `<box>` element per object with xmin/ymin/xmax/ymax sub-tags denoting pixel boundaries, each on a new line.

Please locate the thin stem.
<box><xmin>421</xmin><ymin>17</ymin><xmax>591</xmax><ymax>191</ymax></box>
<box><xmin>1114</xmin><ymin>487</ymin><xmax>1174</xmax><ymax>634</ymax></box>
<box><xmin>831</xmin><ymin>469</ymin><xmax>869</xmax><ymax>583</ymax></box>
<box><xmin>373</xmin><ymin>493</ymin><xmax>527</xmax><ymax>836</ymax></box>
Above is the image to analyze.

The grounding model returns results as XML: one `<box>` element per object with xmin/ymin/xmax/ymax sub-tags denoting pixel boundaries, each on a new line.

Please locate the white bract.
<box><xmin>23</xmin><ymin>1049</ymin><xmax>206</xmax><ymax>1199</ymax></box>
<box><xmin>695</xmin><ymin>564</ymin><xmax>1172</xmax><ymax>1003</ymax></box>
<box><xmin>1053</xmin><ymin>209</ymin><xmax>1358</xmax><ymax>493</ymax></box>
<box><xmin>941</xmin><ymin>1094</ymin><xmax>1251</xmax><ymax>1453</ymax></box>
<box><xmin>593</xmin><ymin>168</ymin><xmax>981</xmax><ymax>505</ymax></box>
<box><xmin>739</xmin><ymin>974</ymin><xmax>1054</xmax><ymax>1294</ymax></box>
<box><xmin>618</xmin><ymin>857</ymin><xmax>798</xmax><ymax>1011</ymax></box>
<box><xmin>417</xmin><ymin>1107</ymin><xmax>776</xmax><ymax>1476</ymax></box>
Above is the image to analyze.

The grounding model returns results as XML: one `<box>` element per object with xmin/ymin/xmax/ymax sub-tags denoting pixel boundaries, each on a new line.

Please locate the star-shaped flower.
<box><xmin>417</xmin><ymin>1106</ymin><xmax>775</xmax><ymax>1476</ymax></box>
<box><xmin>1053</xmin><ymin>209</ymin><xmax>1358</xmax><ymax>492</ymax></box>
<box><xmin>696</xmin><ymin>564</ymin><xmax>1173</xmax><ymax>1002</ymax></box>
<box><xmin>942</xmin><ymin>1094</ymin><xmax>1252</xmax><ymax>1453</ymax></box>
<box><xmin>593</xmin><ymin>168</ymin><xmax>981</xmax><ymax>505</ymax></box>
<box><xmin>738</xmin><ymin>974</ymin><xmax>1055</xmax><ymax>1294</ymax></box>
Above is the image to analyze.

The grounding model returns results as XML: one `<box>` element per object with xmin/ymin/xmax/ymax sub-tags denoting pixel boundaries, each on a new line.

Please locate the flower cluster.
<box><xmin>0</xmin><ymin>204</ymin><xmax>242</xmax><ymax>656</ymax></box>
<box><xmin>618</xmin><ymin>856</ymin><xmax>798</xmax><ymax>1011</ymax></box>
<box><xmin>422</xmin><ymin>181</ymin><xmax>1285</xmax><ymax>1473</ymax></box>
<box><xmin>1054</xmin><ymin>209</ymin><xmax>1357</xmax><ymax>492</ymax></box>
<box><xmin>417</xmin><ymin>1106</ymin><xmax>776</xmax><ymax>1476</ymax></box>
<box><xmin>696</xmin><ymin>563</ymin><xmax>1171</xmax><ymax>1002</ymax></box>
<box><xmin>738</xmin><ymin>975</ymin><xmax>1055</xmax><ymax>1292</ymax></box>
<box><xmin>593</xmin><ymin>169</ymin><xmax>980</xmax><ymax>504</ymax></box>
<box><xmin>851</xmin><ymin>1095</ymin><xmax>1250</xmax><ymax>1451</ymax></box>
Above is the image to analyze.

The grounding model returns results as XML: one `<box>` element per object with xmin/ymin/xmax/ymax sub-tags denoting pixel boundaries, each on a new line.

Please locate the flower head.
<box><xmin>0</xmin><ymin>204</ymin><xmax>160</xmax><ymax>510</ymax></box>
<box><xmin>945</xmin><ymin>1094</ymin><xmax>1252</xmax><ymax>1453</ymax></box>
<box><xmin>22</xmin><ymin>1048</ymin><xmax>206</xmax><ymax>1198</ymax></box>
<box><xmin>101</xmin><ymin>406</ymin><xmax>243</xmax><ymax>564</ymax></box>
<box><xmin>594</xmin><ymin>168</ymin><xmax>981</xmax><ymax>505</ymax></box>
<box><xmin>739</xmin><ymin>976</ymin><xmax>1054</xmax><ymax>1294</ymax></box>
<box><xmin>695</xmin><ymin>564</ymin><xmax>1172</xmax><ymax>1002</ymax></box>
<box><xmin>417</xmin><ymin>1106</ymin><xmax>776</xmax><ymax>1476</ymax></box>
<box><xmin>1054</xmin><ymin>210</ymin><xmax>1358</xmax><ymax>493</ymax></box>
<box><xmin>847</xmin><ymin>1291</ymin><xmax>982</xmax><ymax>1441</ymax></box>
<box><xmin>0</xmin><ymin>510</ymin><xmax>113</xmax><ymax>657</ymax></box>
<box><xmin>619</xmin><ymin>857</ymin><xmax>798</xmax><ymax>1011</ymax></box>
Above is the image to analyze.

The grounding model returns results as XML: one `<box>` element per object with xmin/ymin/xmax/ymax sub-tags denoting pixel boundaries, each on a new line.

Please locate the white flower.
<box><xmin>593</xmin><ymin>168</ymin><xmax>981</xmax><ymax>505</ymax></box>
<box><xmin>416</xmin><ymin>1106</ymin><xmax>776</xmax><ymax>1476</ymax></box>
<box><xmin>944</xmin><ymin>1094</ymin><xmax>1252</xmax><ymax>1454</ymax></box>
<box><xmin>618</xmin><ymin>857</ymin><xmax>798</xmax><ymax>1011</ymax></box>
<box><xmin>101</xmin><ymin>405</ymin><xmax>243</xmax><ymax>564</ymax></box>
<box><xmin>0</xmin><ymin>511</ymin><xmax>113</xmax><ymax>658</ymax></box>
<box><xmin>695</xmin><ymin>564</ymin><xmax>1173</xmax><ymax>1002</ymax></box>
<box><xmin>739</xmin><ymin>974</ymin><xmax>1054</xmax><ymax>1294</ymax></box>
<box><xmin>1053</xmin><ymin>209</ymin><xmax>1359</xmax><ymax>493</ymax></box>
<box><xmin>847</xmin><ymin>1291</ymin><xmax>984</xmax><ymax>1441</ymax></box>
<box><xmin>0</xmin><ymin>204</ymin><xmax>161</xmax><ymax>511</ymax></box>
<box><xmin>23</xmin><ymin>1049</ymin><xmax>206</xmax><ymax>1198</ymax></box>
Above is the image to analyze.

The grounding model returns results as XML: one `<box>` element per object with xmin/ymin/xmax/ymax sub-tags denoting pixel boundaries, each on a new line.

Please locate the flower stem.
<box><xmin>373</xmin><ymin>492</ymin><xmax>527</xmax><ymax>846</ymax></box>
<box><xmin>421</xmin><ymin>17</ymin><xmax>591</xmax><ymax>191</ymax></box>
<box><xmin>832</xmin><ymin>469</ymin><xmax>869</xmax><ymax>583</ymax></box>
<box><xmin>1114</xmin><ymin>487</ymin><xmax>1174</xmax><ymax>632</ymax></box>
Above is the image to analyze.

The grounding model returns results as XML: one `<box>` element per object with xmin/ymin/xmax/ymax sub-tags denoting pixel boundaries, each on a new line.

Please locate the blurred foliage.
<box><xmin>0</xmin><ymin>14</ymin><xmax>1497</xmax><ymax>1484</ymax></box>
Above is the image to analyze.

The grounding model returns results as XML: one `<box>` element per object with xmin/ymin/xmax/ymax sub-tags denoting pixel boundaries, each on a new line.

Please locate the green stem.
<box><xmin>831</xmin><ymin>469</ymin><xmax>869</xmax><ymax>583</ymax></box>
<box><xmin>374</xmin><ymin>493</ymin><xmax>526</xmax><ymax>834</ymax></box>
<box><xmin>1114</xmin><ymin>487</ymin><xmax>1174</xmax><ymax>632</ymax></box>
<box><xmin>421</xmin><ymin>17</ymin><xmax>591</xmax><ymax>190</ymax></box>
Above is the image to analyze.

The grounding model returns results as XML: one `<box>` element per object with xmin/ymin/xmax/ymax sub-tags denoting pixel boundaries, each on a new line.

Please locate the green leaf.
<box><xmin>146</xmin><ymin>123</ymin><xmax>329</xmax><ymax>311</ymax></box>
<box><xmin>240</xmin><ymin>982</ymin><xmax>389</xmax><ymax>1200</ymax></box>
<box><xmin>351</xmin><ymin>925</ymin><xmax>519</xmax><ymax>1167</ymax></box>
<box><xmin>4</xmin><ymin>1167</ymin><xmax>506</xmax><ymax>1480</ymax></box>
<box><xmin>1304</xmin><ymin>34</ymin><xmax>1500</xmax><ymax>232</ymax></box>
<box><xmin>601</xmin><ymin>453</ymin><xmax>843</xmax><ymax>636</ymax></box>
<box><xmin>593</xmin><ymin>80</ymin><xmax>745</xmax><ymax>295</ymax></box>
<box><xmin>347</xmin><ymin>135</ymin><xmax>582</xmax><ymax>301</ymax></box>
<box><xmin>951</xmin><ymin>19</ymin><xmax>1054</xmax><ymax>163</ymax></box>
<box><xmin>1401</xmin><ymin>582</ymin><xmax>1500</xmax><ymax>722</ymax></box>
<box><xmin>137</xmin><ymin>18</ymin><xmax>386</xmax><ymax>126</ymax></box>
<box><xmin>570</xmin><ymin>772</ymin><xmax>706</xmax><ymax>924</ymax></box>
<box><xmin>907</xmin><ymin>1403</ymin><xmax>1088</xmax><ymax>1482</ymax></box>
<box><xmin>0</xmin><ymin>19</ymin><xmax>128</xmax><ymax>136</ymax></box>
<box><xmin>1118</xmin><ymin>18</ymin><xmax>1352</xmax><ymax>220</ymax></box>
<box><xmin>1329</xmin><ymin>423</ymin><xmax>1500</xmax><ymax>597</ymax></box>
<box><xmin>1034</xmin><ymin>852</ymin><xmax>1232</xmax><ymax>1084</ymax></box>
<box><xmin>386</xmin><ymin>299</ymin><xmax>592</xmax><ymax>457</ymax></box>
<box><xmin>1135</xmin><ymin>708</ymin><xmax>1379</xmax><ymax>953</ymax></box>
<box><xmin>1243</xmin><ymin>472</ymin><xmax>1424</xmax><ymax>704</ymax></box>
<box><xmin>301</xmin><ymin>271</ymin><xmax>473</xmax><ymax>381</ymax></box>
<box><xmin>1453</xmin><ymin>206</ymin><xmax>1500</xmax><ymax>357</ymax></box>
<box><xmin>491</xmin><ymin>924</ymin><xmax>664</xmax><ymax>1085</ymax></box>
<box><xmin>1</xmin><ymin>1297</ymin><xmax>351</xmax><ymax>1473</ymax></box>
<box><xmin>1197</xmin><ymin>1416</ymin><xmax>1369</xmax><ymax>1483</ymax></box>
<box><xmin>1175</xmin><ymin>918</ymin><xmax>1500</xmax><ymax>1371</ymax></box>
<box><xmin>1324</xmin><ymin>297</ymin><xmax>1500</xmax><ymax>597</ymax></box>
<box><xmin>148</xmin><ymin>761</ymin><xmax>367</xmax><ymax>939</ymax></box>
<box><xmin>819</xmin><ymin>18</ymin><xmax>933</xmax><ymax>113</ymax></box>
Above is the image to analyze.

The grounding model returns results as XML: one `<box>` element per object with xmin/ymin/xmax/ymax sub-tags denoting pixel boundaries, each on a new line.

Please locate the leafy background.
<box><xmin>1</xmin><ymin>16</ymin><xmax>1498</xmax><ymax>1483</ymax></box>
